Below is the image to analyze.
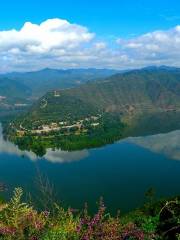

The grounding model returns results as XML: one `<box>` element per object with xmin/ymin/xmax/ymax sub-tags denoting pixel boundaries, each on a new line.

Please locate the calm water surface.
<box><xmin>0</xmin><ymin>125</ymin><xmax>180</xmax><ymax>213</ymax></box>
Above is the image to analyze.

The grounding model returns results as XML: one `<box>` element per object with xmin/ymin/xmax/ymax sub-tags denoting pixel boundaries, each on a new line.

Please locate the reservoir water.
<box><xmin>0</xmin><ymin>125</ymin><xmax>180</xmax><ymax>213</ymax></box>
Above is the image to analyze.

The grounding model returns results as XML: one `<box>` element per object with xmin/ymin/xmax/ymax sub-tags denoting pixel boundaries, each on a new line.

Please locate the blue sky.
<box><xmin>1</xmin><ymin>0</ymin><xmax>180</xmax><ymax>38</ymax></box>
<box><xmin>0</xmin><ymin>0</ymin><xmax>180</xmax><ymax>71</ymax></box>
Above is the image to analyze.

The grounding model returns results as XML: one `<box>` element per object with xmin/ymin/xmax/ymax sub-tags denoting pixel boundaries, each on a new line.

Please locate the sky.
<box><xmin>1</xmin><ymin>0</ymin><xmax>180</xmax><ymax>72</ymax></box>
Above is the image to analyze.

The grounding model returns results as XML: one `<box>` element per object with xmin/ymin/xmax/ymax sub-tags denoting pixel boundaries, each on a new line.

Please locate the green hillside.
<box><xmin>18</xmin><ymin>69</ymin><xmax>180</xmax><ymax>124</ymax></box>
<box><xmin>63</xmin><ymin>69</ymin><xmax>180</xmax><ymax>112</ymax></box>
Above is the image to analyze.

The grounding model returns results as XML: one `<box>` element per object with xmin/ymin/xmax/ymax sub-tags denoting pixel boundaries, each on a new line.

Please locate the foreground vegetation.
<box><xmin>0</xmin><ymin>188</ymin><xmax>179</xmax><ymax>239</ymax></box>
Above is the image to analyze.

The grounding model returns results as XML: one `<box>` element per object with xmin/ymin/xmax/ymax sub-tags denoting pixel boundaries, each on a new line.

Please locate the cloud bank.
<box><xmin>1</xmin><ymin>18</ymin><xmax>180</xmax><ymax>72</ymax></box>
<box><xmin>117</xmin><ymin>25</ymin><xmax>180</xmax><ymax>67</ymax></box>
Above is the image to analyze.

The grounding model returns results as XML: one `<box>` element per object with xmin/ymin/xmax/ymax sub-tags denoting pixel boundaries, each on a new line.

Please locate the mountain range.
<box><xmin>0</xmin><ymin>65</ymin><xmax>180</xmax><ymax>103</ymax></box>
<box><xmin>23</xmin><ymin>67</ymin><xmax>180</xmax><ymax>121</ymax></box>
<box><xmin>0</xmin><ymin>68</ymin><xmax>120</xmax><ymax>100</ymax></box>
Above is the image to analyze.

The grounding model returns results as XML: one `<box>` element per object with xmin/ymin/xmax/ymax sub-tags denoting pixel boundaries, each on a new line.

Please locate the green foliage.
<box><xmin>141</xmin><ymin>215</ymin><xmax>159</xmax><ymax>234</ymax></box>
<box><xmin>5</xmin><ymin>188</ymin><xmax>30</xmax><ymax>226</ymax></box>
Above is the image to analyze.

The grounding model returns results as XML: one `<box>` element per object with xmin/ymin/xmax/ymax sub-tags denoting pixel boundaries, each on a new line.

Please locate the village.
<box><xmin>15</xmin><ymin>115</ymin><xmax>101</xmax><ymax>137</ymax></box>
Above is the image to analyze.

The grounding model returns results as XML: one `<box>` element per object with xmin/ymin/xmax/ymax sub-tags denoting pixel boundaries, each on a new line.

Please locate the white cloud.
<box><xmin>0</xmin><ymin>18</ymin><xmax>96</xmax><ymax>71</ymax></box>
<box><xmin>0</xmin><ymin>19</ymin><xmax>94</xmax><ymax>54</ymax></box>
<box><xmin>117</xmin><ymin>25</ymin><xmax>180</xmax><ymax>67</ymax></box>
<box><xmin>1</xmin><ymin>19</ymin><xmax>180</xmax><ymax>71</ymax></box>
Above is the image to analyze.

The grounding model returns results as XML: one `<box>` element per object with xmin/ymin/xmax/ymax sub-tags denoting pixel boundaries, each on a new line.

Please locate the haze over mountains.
<box><xmin>0</xmin><ymin>68</ymin><xmax>120</xmax><ymax>100</ymax></box>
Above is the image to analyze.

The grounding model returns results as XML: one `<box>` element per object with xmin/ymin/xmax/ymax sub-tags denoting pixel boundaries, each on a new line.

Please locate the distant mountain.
<box><xmin>142</xmin><ymin>65</ymin><xmax>180</xmax><ymax>72</ymax></box>
<box><xmin>1</xmin><ymin>68</ymin><xmax>121</xmax><ymax>98</ymax></box>
<box><xmin>0</xmin><ymin>77</ymin><xmax>31</xmax><ymax>103</ymax></box>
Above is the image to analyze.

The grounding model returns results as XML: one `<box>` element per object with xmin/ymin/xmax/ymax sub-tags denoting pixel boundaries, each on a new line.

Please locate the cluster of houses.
<box><xmin>16</xmin><ymin>115</ymin><xmax>101</xmax><ymax>137</ymax></box>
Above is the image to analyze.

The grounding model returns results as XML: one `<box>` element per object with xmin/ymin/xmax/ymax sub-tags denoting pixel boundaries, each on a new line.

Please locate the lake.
<box><xmin>0</xmin><ymin>124</ymin><xmax>180</xmax><ymax>214</ymax></box>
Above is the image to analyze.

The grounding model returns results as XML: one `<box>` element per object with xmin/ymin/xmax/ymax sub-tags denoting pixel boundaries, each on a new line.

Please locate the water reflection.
<box><xmin>0</xmin><ymin>125</ymin><xmax>89</xmax><ymax>163</ymax></box>
<box><xmin>43</xmin><ymin>149</ymin><xmax>89</xmax><ymax>163</ymax></box>
<box><xmin>1</xmin><ymin>123</ymin><xmax>180</xmax><ymax>163</ymax></box>
<box><xmin>126</xmin><ymin>130</ymin><xmax>180</xmax><ymax>161</ymax></box>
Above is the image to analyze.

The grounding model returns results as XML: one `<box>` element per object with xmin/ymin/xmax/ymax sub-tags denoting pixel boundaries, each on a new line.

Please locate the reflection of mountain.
<box><xmin>126</xmin><ymin>130</ymin><xmax>180</xmax><ymax>160</ymax></box>
<box><xmin>0</xmin><ymin>125</ymin><xmax>89</xmax><ymax>163</ymax></box>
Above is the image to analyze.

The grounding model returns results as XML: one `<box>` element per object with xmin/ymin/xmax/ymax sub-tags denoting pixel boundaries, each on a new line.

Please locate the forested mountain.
<box><xmin>23</xmin><ymin>68</ymin><xmax>180</xmax><ymax>122</ymax></box>
<box><xmin>1</xmin><ymin>66</ymin><xmax>179</xmax><ymax>106</ymax></box>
